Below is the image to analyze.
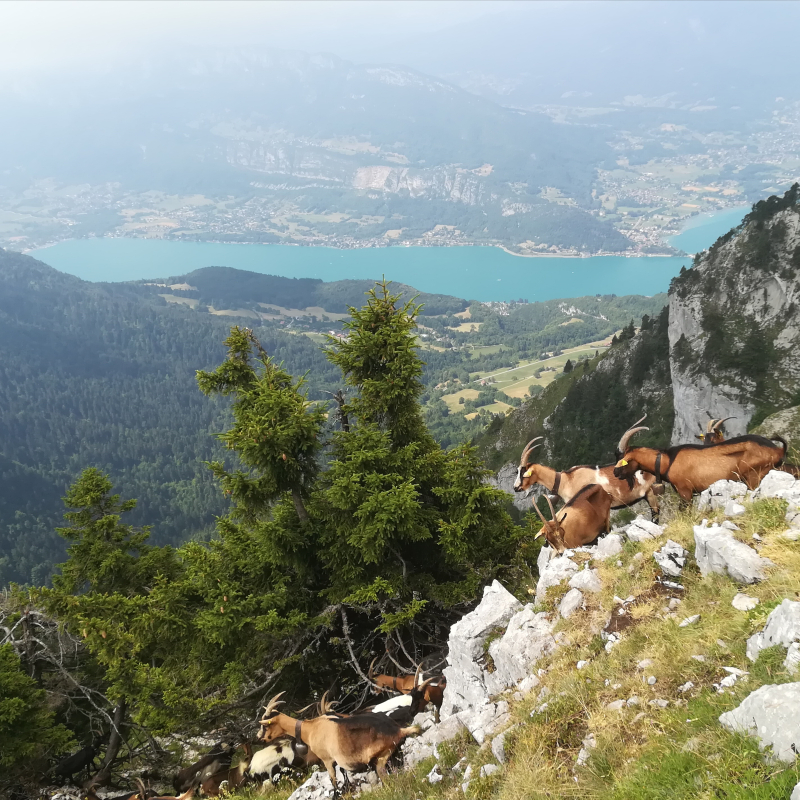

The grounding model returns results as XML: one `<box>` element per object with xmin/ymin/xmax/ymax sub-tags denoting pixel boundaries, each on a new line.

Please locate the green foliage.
<box><xmin>0</xmin><ymin>644</ymin><xmax>73</xmax><ymax>774</ymax></box>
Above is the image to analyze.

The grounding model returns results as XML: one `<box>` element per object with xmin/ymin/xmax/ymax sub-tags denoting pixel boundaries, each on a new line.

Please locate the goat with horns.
<box><xmin>514</xmin><ymin>433</ymin><xmax>661</xmax><ymax>521</ymax></box>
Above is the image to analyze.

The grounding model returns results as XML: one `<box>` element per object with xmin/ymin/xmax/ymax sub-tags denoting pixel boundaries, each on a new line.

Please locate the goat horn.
<box><xmin>368</xmin><ymin>657</ymin><xmax>377</xmax><ymax>681</ymax></box>
<box><xmin>262</xmin><ymin>691</ymin><xmax>286</xmax><ymax>718</ymax></box>
<box><xmin>616</xmin><ymin>413</ymin><xmax>649</xmax><ymax>455</ymax></box>
<box><xmin>544</xmin><ymin>494</ymin><xmax>556</xmax><ymax>520</ymax></box>
<box><xmin>520</xmin><ymin>436</ymin><xmax>544</xmax><ymax>466</ymax></box>
<box><xmin>712</xmin><ymin>416</ymin><xmax>735</xmax><ymax>432</ymax></box>
<box><xmin>706</xmin><ymin>419</ymin><xmax>717</xmax><ymax>433</ymax></box>
<box><xmin>134</xmin><ymin>778</ymin><xmax>147</xmax><ymax>800</ymax></box>
<box><xmin>414</xmin><ymin>664</ymin><xmax>424</xmax><ymax>689</ymax></box>
<box><xmin>531</xmin><ymin>497</ymin><xmax>548</xmax><ymax>526</ymax></box>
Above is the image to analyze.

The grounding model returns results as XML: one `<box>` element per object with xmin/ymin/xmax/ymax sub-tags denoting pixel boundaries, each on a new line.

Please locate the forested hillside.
<box><xmin>0</xmin><ymin>249</ymin><xmax>666</xmax><ymax>585</ymax></box>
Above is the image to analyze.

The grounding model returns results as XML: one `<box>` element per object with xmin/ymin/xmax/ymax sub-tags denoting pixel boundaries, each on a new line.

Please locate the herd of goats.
<box><xmin>48</xmin><ymin>415</ymin><xmax>797</xmax><ymax>799</ymax></box>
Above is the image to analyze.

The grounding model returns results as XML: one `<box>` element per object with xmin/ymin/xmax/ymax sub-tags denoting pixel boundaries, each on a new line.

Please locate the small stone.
<box><xmin>721</xmin><ymin>520</ymin><xmax>740</xmax><ymax>531</ymax></box>
<box><xmin>637</xmin><ymin>658</ymin><xmax>654</xmax><ymax>670</ymax></box>
<box><xmin>649</xmin><ymin>699</ymin><xmax>669</xmax><ymax>708</ymax></box>
<box><xmin>678</xmin><ymin>681</ymin><xmax>694</xmax><ymax>693</ymax></box>
<box><xmin>633</xmin><ymin>552</ymin><xmax>644</xmax><ymax>562</ymax></box>
<box><xmin>462</xmin><ymin>765</ymin><xmax>472</xmax><ymax>782</ymax></box>
<box><xmin>647</xmin><ymin>676</ymin><xmax>657</xmax><ymax>685</ymax></box>
<box><xmin>569</xmin><ymin>569</ymin><xmax>603</xmax><ymax>593</ymax></box>
<box><xmin>732</xmin><ymin>593</ymin><xmax>759</xmax><ymax>611</ymax></box>
<box><xmin>576</xmin><ymin>660</ymin><xmax>589</xmax><ymax>670</ymax></box>
<box><xmin>724</xmin><ymin>500</ymin><xmax>746</xmax><ymax>518</ymax></box>
<box><xmin>480</xmin><ymin>763</ymin><xmax>499</xmax><ymax>778</ymax></box>
<box><xmin>606</xmin><ymin>699</ymin><xmax>626</xmax><ymax>711</ymax></box>
<box><xmin>679</xmin><ymin>614</ymin><xmax>701</xmax><ymax>628</ymax></box>
<box><xmin>625</xmin><ymin>595</ymin><xmax>636</xmax><ymax>604</ymax></box>
<box><xmin>613</xmin><ymin>595</ymin><xmax>625</xmax><ymax>605</ymax></box>
<box><xmin>716</xmin><ymin>639</ymin><xmax>729</xmax><ymax>649</ymax></box>
<box><xmin>427</xmin><ymin>765</ymin><xmax>443</xmax><ymax>784</ymax></box>
<box><xmin>752</xmin><ymin>532</ymin><xmax>763</xmax><ymax>542</ymax></box>
<box><xmin>782</xmin><ymin>529</ymin><xmax>800</xmax><ymax>541</ymax></box>
<box><xmin>611</xmin><ymin>683</ymin><xmax>623</xmax><ymax>690</ymax></box>
<box><xmin>616</xmin><ymin>560</ymin><xmax>623</xmax><ymax>567</ymax></box>
<box><xmin>691</xmin><ymin>655</ymin><xmax>706</xmax><ymax>662</ymax></box>
<box><xmin>669</xmin><ymin>598</ymin><xmax>682</xmax><ymax>610</ymax></box>
<box><xmin>626</xmin><ymin>696</ymin><xmax>640</xmax><ymax>706</ymax></box>
<box><xmin>451</xmin><ymin>758</ymin><xmax>467</xmax><ymax>774</ymax></box>
<box><xmin>654</xmin><ymin>539</ymin><xmax>689</xmax><ymax>577</ymax></box>
<box><xmin>722</xmin><ymin>667</ymin><xmax>747</xmax><ymax>676</ymax></box>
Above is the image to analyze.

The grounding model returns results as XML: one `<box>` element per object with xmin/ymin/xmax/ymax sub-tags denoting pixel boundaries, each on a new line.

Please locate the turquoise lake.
<box><xmin>31</xmin><ymin>207</ymin><xmax>748</xmax><ymax>302</ymax></box>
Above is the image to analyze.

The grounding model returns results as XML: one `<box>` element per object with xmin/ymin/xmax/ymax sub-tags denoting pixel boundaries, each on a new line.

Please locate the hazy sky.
<box><xmin>0</xmin><ymin>0</ymin><xmax>523</xmax><ymax>72</ymax></box>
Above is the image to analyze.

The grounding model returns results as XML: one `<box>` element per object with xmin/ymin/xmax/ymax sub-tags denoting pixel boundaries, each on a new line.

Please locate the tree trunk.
<box><xmin>89</xmin><ymin>699</ymin><xmax>126</xmax><ymax>786</ymax></box>
<box><xmin>292</xmin><ymin>488</ymin><xmax>309</xmax><ymax>525</ymax></box>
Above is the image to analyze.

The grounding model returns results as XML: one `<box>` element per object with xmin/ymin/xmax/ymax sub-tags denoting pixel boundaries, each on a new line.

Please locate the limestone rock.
<box><xmin>287</xmin><ymin>766</ymin><xmax>373</xmax><ymax>799</ymax></box>
<box><xmin>724</xmin><ymin>501</ymin><xmax>746</xmax><ymax>517</ymax></box>
<box><xmin>486</xmin><ymin>605</ymin><xmax>557</xmax><ymax>694</ymax></box>
<box><xmin>626</xmin><ymin>516</ymin><xmax>666</xmax><ymax>543</ymax></box>
<box><xmin>653</xmin><ymin>539</ymin><xmax>689</xmax><ymax>577</ymax></box>
<box><xmin>402</xmin><ymin>714</ymin><xmax>467</xmax><ymax>769</ymax></box>
<box><xmin>441</xmin><ymin>581</ymin><xmax>522</xmax><ymax>717</ymax></box>
<box><xmin>537</xmin><ymin>545</ymin><xmax>554</xmax><ymax>576</ymax></box>
<box><xmin>459</xmin><ymin>700</ymin><xmax>510</xmax><ymax>745</ymax></box>
<box><xmin>697</xmin><ymin>480</ymin><xmax>748</xmax><ymax>512</ymax></box>
<box><xmin>732</xmin><ymin>593</ymin><xmax>759</xmax><ymax>611</ymax></box>
<box><xmin>719</xmin><ymin>683</ymin><xmax>800</xmax><ymax>762</ymax></box>
<box><xmin>427</xmin><ymin>765</ymin><xmax>443</xmax><ymax>784</ymax></box>
<box><xmin>491</xmin><ymin>725</ymin><xmax>517</xmax><ymax>764</ymax></box>
<box><xmin>535</xmin><ymin>555</ymin><xmax>579</xmax><ymax>604</ymax></box>
<box><xmin>480</xmin><ymin>763</ymin><xmax>500</xmax><ymax>778</ymax></box>
<box><xmin>694</xmin><ymin>524</ymin><xmax>773</xmax><ymax>584</ymax></box>
<box><xmin>746</xmin><ymin>599</ymin><xmax>800</xmax><ymax>669</ymax></box>
<box><xmin>569</xmin><ymin>568</ymin><xmax>603</xmax><ymax>593</ymax></box>
<box><xmin>752</xmin><ymin>469</ymin><xmax>799</xmax><ymax>500</ymax></box>
<box><xmin>791</xmin><ymin>780</ymin><xmax>800</xmax><ymax>800</ymax></box>
<box><xmin>593</xmin><ymin>533</ymin><xmax>623</xmax><ymax>560</ymax></box>
<box><xmin>559</xmin><ymin>588</ymin><xmax>584</xmax><ymax>619</ymax></box>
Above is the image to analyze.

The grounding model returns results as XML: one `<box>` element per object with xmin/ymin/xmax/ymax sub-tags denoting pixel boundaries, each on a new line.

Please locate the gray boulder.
<box><xmin>697</xmin><ymin>479</ymin><xmax>748</xmax><ymax>511</ymax></box>
<box><xmin>653</xmin><ymin>539</ymin><xmax>689</xmax><ymax>577</ymax></box>
<box><xmin>752</xmin><ymin>469</ymin><xmax>799</xmax><ymax>500</ymax></box>
<box><xmin>592</xmin><ymin>533</ymin><xmax>624</xmax><ymax>560</ymax></box>
<box><xmin>486</xmin><ymin>605</ymin><xmax>557</xmax><ymax>693</ymax></box>
<box><xmin>441</xmin><ymin>581</ymin><xmax>522</xmax><ymax>717</ymax></box>
<box><xmin>459</xmin><ymin>700</ymin><xmax>510</xmax><ymax>745</ymax></box>
<box><xmin>626</xmin><ymin>517</ymin><xmax>666</xmax><ymax>543</ymax></box>
<box><xmin>746</xmin><ymin>599</ymin><xmax>800</xmax><ymax>673</ymax></box>
<box><xmin>559</xmin><ymin>588</ymin><xmax>584</xmax><ymax>619</ymax></box>
<box><xmin>791</xmin><ymin>781</ymin><xmax>800</xmax><ymax>800</ymax></box>
<box><xmin>535</xmin><ymin>556</ymin><xmax>579</xmax><ymax>604</ymax></box>
<box><xmin>491</xmin><ymin>725</ymin><xmax>518</xmax><ymax>764</ymax></box>
<box><xmin>719</xmin><ymin>683</ymin><xmax>800</xmax><ymax>762</ymax></box>
<box><xmin>569</xmin><ymin>568</ymin><xmax>603</xmax><ymax>593</ymax></box>
<box><xmin>694</xmin><ymin>524</ymin><xmax>773</xmax><ymax>584</ymax></box>
<box><xmin>537</xmin><ymin>545</ymin><xmax>554</xmax><ymax>575</ymax></box>
<box><xmin>402</xmin><ymin>714</ymin><xmax>468</xmax><ymax>769</ymax></box>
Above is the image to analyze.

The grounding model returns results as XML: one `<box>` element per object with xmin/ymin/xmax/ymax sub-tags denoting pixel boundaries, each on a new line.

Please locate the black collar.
<box><xmin>654</xmin><ymin>453</ymin><xmax>663</xmax><ymax>484</ymax></box>
<box><xmin>294</xmin><ymin>720</ymin><xmax>303</xmax><ymax>744</ymax></box>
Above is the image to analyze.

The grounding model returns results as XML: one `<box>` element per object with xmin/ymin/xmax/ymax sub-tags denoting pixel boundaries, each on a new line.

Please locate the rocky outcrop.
<box><xmin>697</xmin><ymin>480</ymin><xmax>748</xmax><ymax>512</ymax></box>
<box><xmin>352</xmin><ymin>165</ymin><xmax>489</xmax><ymax>205</ymax></box>
<box><xmin>746</xmin><ymin>599</ymin><xmax>800</xmax><ymax>674</ymax></box>
<box><xmin>668</xmin><ymin>188</ymin><xmax>800</xmax><ymax>443</ymax></box>
<box><xmin>719</xmin><ymin>683</ymin><xmax>800</xmax><ymax>762</ymax></box>
<box><xmin>694</xmin><ymin>522</ymin><xmax>773</xmax><ymax>584</ymax></box>
<box><xmin>488</xmin><ymin>462</ymin><xmax>536</xmax><ymax>512</ymax></box>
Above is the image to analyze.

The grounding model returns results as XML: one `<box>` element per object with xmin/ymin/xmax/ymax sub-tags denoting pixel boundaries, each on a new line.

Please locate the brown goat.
<box><xmin>172</xmin><ymin>742</ymin><xmax>233</xmax><ymax>793</ymax></box>
<box><xmin>613</xmin><ymin>421</ymin><xmax>788</xmax><ymax>501</ymax></box>
<box><xmin>695</xmin><ymin>417</ymin><xmax>734</xmax><ymax>445</ymax></box>
<box><xmin>368</xmin><ymin>661</ymin><xmax>446</xmax><ymax>721</ymax></box>
<box><xmin>531</xmin><ymin>484</ymin><xmax>612</xmax><ymax>553</ymax></box>
<box><xmin>258</xmin><ymin>693</ymin><xmax>419</xmax><ymax>795</ymax></box>
<box><xmin>513</xmin><ymin>435</ymin><xmax>661</xmax><ymax>521</ymax></box>
<box><xmin>199</xmin><ymin>742</ymin><xmax>253</xmax><ymax>797</ymax></box>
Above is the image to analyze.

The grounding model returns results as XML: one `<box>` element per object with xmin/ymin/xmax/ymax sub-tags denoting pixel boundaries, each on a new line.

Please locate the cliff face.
<box><xmin>668</xmin><ymin>185</ymin><xmax>800</xmax><ymax>443</ymax></box>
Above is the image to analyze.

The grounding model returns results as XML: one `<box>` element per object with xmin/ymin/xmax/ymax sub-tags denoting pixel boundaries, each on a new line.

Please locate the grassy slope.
<box><xmin>232</xmin><ymin>495</ymin><xmax>800</xmax><ymax>800</ymax></box>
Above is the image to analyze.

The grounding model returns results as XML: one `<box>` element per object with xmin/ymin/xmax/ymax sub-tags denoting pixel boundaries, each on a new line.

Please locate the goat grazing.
<box><xmin>531</xmin><ymin>484</ymin><xmax>611</xmax><ymax>553</ymax></box>
<box><xmin>369</xmin><ymin>675</ymin><xmax>438</xmax><ymax>726</ymax></box>
<box><xmin>696</xmin><ymin>417</ymin><xmax>734</xmax><ymax>445</ymax></box>
<box><xmin>247</xmin><ymin>739</ymin><xmax>321</xmax><ymax>785</ymax></box>
<box><xmin>258</xmin><ymin>693</ymin><xmax>419</xmax><ymax>795</ymax></box>
<box><xmin>172</xmin><ymin>741</ymin><xmax>233</xmax><ymax>793</ymax></box>
<box><xmin>514</xmin><ymin>435</ymin><xmax>661</xmax><ymax>521</ymax></box>
<box><xmin>613</xmin><ymin>420</ymin><xmax>788</xmax><ymax>501</ymax></box>
<box><xmin>199</xmin><ymin>742</ymin><xmax>253</xmax><ymax>797</ymax></box>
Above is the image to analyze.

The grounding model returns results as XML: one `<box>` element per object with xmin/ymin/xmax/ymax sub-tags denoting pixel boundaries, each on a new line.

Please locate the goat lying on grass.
<box><xmin>532</xmin><ymin>484</ymin><xmax>611</xmax><ymax>553</ymax></box>
<box><xmin>258</xmin><ymin>692</ymin><xmax>419</xmax><ymax>796</ymax></box>
<box><xmin>613</xmin><ymin>419</ymin><xmax>788</xmax><ymax>502</ymax></box>
<box><xmin>513</xmin><ymin>435</ymin><xmax>661</xmax><ymax>521</ymax></box>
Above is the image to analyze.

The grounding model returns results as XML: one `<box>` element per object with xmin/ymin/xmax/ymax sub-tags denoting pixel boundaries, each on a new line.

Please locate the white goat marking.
<box><xmin>594</xmin><ymin>468</ymin><xmax>611</xmax><ymax>490</ymax></box>
<box><xmin>371</xmin><ymin>694</ymin><xmax>414</xmax><ymax>714</ymax></box>
<box><xmin>634</xmin><ymin>471</ymin><xmax>646</xmax><ymax>488</ymax></box>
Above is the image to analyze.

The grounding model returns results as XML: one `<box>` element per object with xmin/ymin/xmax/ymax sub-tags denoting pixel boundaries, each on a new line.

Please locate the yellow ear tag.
<box><xmin>523</xmin><ymin>468</ymin><xmax>534</xmax><ymax>478</ymax></box>
<box><xmin>618</xmin><ymin>459</ymin><xmax>628</xmax><ymax>467</ymax></box>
